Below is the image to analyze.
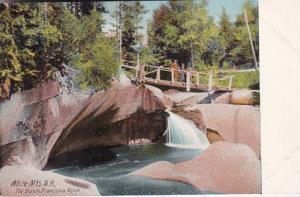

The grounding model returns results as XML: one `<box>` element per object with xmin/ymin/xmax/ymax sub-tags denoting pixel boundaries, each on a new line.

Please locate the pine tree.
<box><xmin>218</xmin><ymin>7</ymin><xmax>234</xmax><ymax>68</ymax></box>
<box><xmin>0</xmin><ymin>3</ymin><xmax>64</xmax><ymax>97</ymax></box>
<box><xmin>231</xmin><ymin>0</ymin><xmax>259</xmax><ymax>67</ymax></box>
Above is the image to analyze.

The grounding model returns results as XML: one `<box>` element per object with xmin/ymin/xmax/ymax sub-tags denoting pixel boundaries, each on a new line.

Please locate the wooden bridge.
<box><xmin>121</xmin><ymin>62</ymin><xmax>235</xmax><ymax>92</ymax></box>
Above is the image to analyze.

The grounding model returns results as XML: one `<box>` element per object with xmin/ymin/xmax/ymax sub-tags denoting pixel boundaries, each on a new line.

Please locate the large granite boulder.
<box><xmin>145</xmin><ymin>85</ymin><xmax>173</xmax><ymax>108</ymax></box>
<box><xmin>0</xmin><ymin>166</ymin><xmax>100</xmax><ymax>196</ymax></box>
<box><xmin>0</xmin><ymin>81</ymin><xmax>89</xmax><ymax>169</ymax></box>
<box><xmin>176</xmin><ymin>104</ymin><xmax>260</xmax><ymax>158</ymax></box>
<box><xmin>131</xmin><ymin>141</ymin><xmax>261</xmax><ymax>194</ymax></box>
<box><xmin>0</xmin><ymin>81</ymin><xmax>167</xmax><ymax>169</ymax></box>
<box><xmin>213</xmin><ymin>90</ymin><xmax>260</xmax><ymax>105</ymax></box>
<box><xmin>230</xmin><ymin>89</ymin><xmax>256</xmax><ymax>105</ymax></box>
<box><xmin>50</xmin><ymin>86</ymin><xmax>167</xmax><ymax>157</ymax></box>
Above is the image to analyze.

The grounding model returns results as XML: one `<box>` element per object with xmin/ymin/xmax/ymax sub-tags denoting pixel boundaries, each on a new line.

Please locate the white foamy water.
<box><xmin>165</xmin><ymin>111</ymin><xmax>210</xmax><ymax>150</ymax></box>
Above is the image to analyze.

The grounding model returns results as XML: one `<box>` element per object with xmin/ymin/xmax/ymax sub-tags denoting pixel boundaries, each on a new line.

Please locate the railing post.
<box><xmin>171</xmin><ymin>68</ymin><xmax>175</xmax><ymax>84</ymax></box>
<box><xmin>228</xmin><ymin>75</ymin><xmax>233</xmax><ymax>90</ymax></box>
<box><xmin>156</xmin><ymin>67</ymin><xmax>161</xmax><ymax>83</ymax></box>
<box><xmin>196</xmin><ymin>72</ymin><xmax>200</xmax><ymax>86</ymax></box>
<box><xmin>186</xmin><ymin>71</ymin><xmax>191</xmax><ymax>92</ymax></box>
<box><xmin>208</xmin><ymin>71</ymin><xmax>213</xmax><ymax>91</ymax></box>
<box><xmin>135</xmin><ymin>64</ymin><xmax>140</xmax><ymax>81</ymax></box>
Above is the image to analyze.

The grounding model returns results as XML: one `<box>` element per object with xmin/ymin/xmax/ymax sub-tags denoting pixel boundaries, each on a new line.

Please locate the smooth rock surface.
<box><xmin>213</xmin><ymin>92</ymin><xmax>231</xmax><ymax>104</ymax></box>
<box><xmin>183</xmin><ymin>104</ymin><xmax>260</xmax><ymax>158</ymax></box>
<box><xmin>131</xmin><ymin>141</ymin><xmax>261</xmax><ymax>194</ymax></box>
<box><xmin>164</xmin><ymin>92</ymin><xmax>209</xmax><ymax>106</ymax></box>
<box><xmin>1</xmin><ymin>81</ymin><xmax>167</xmax><ymax>169</ymax></box>
<box><xmin>0</xmin><ymin>166</ymin><xmax>100</xmax><ymax>196</ymax></box>
<box><xmin>230</xmin><ymin>89</ymin><xmax>254</xmax><ymax>105</ymax></box>
<box><xmin>0</xmin><ymin>81</ymin><xmax>89</xmax><ymax>169</ymax></box>
<box><xmin>145</xmin><ymin>85</ymin><xmax>173</xmax><ymax>108</ymax></box>
<box><xmin>50</xmin><ymin>86</ymin><xmax>167</xmax><ymax>157</ymax></box>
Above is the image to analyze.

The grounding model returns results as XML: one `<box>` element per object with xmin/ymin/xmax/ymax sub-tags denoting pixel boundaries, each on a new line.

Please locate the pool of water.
<box><xmin>51</xmin><ymin>144</ymin><xmax>215</xmax><ymax>195</ymax></box>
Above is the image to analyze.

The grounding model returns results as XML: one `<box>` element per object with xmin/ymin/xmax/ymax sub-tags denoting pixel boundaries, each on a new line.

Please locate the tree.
<box><xmin>58</xmin><ymin>7</ymin><xmax>118</xmax><ymax>90</ymax></box>
<box><xmin>218</xmin><ymin>7</ymin><xmax>234</xmax><ymax>68</ymax></box>
<box><xmin>66</xmin><ymin>2</ymin><xmax>106</xmax><ymax>18</ymax></box>
<box><xmin>147</xmin><ymin>4</ymin><xmax>171</xmax><ymax>65</ymax></box>
<box><xmin>119</xmin><ymin>2</ymin><xmax>148</xmax><ymax>62</ymax></box>
<box><xmin>230</xmin><ymin>0</ymin><xmax>259</xmax><ymax>67</ymax></box>
<box><xmin>73</xmin><ymin>35</ymin><xmax>119</xmax><ymax>90</ymax></box>
<box><xmin>147</xmin><ymin>1</ymin><xmax>217</xmax><ymax>68</ymax></box>
<box><xmin>179</xmin><ymin>2</ymin><xmax>218</xmax><ymax>68</ymax></box>
<box><xmin>0</xmin><ymin>3</ymin><xmax>119</xmax><ymax>99</ymax></box>
<box><xmin>0</xmin><ymin>3</ymin><xmax>64</xmax><ymax>98</ymax></box>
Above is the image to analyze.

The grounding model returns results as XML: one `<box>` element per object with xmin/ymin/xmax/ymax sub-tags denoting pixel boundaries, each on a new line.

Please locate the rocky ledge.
<box><xmin>131</xmin><ymin>141</ymin><xmax>261</xmax><ymax>194</ymax></box>
<box><xmin>131</xmin><ymin>89</ymin><xmax>261</xmax><ymax>194</ymax></box>
<box><xmin>0</xmin><ymin>79</ymin><xmax>168</xmax><ymax>196</ymax></box>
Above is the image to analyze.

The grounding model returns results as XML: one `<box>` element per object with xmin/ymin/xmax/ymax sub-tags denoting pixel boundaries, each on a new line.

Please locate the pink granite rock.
<box><xmin>213</xmin><ymin>92</ymin><xmax>231</xmax><ymax>104</ymax></box>
<box><xmin>0</xmin><ymin>81</ymin><xmax>89</xmax><ymax>169</ymax></box>
<box><xmin>51</xmin><ymin>86</ymin><xmax>167</xmax><ymax>156</ymax></box>
<box><xmin>132</xmin><ymin>141</ymin><xmax>261</xmax><ymax>194</ymax></box>
<box><xmin>184</xmin><ymin>104</ymin><xmax>260</xmax><ymax>158</ymax></box>
<box><xmin>230</xmin><ymin>90</ymin><xmax>254</xmax><ymax>105</ymax></box>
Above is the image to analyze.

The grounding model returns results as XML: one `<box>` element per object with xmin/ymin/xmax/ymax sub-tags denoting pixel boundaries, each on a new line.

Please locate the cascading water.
<box><xmin>165</xmin><ymin>111</ymin><xmax>210</xmax><ymax>149</ymax></box>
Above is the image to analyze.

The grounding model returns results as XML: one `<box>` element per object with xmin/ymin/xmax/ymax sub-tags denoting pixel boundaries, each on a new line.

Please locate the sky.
<box><xmin>102</xmin><ymin>0</ymin><xmax>258</xmax><ymax>35</ymax></box>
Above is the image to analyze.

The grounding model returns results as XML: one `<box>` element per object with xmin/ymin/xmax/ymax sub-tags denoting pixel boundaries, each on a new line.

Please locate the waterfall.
<box><xmin>165</xmin><ymin>111</ymin><xmax>210</xmax><ymax>149</ymax></box>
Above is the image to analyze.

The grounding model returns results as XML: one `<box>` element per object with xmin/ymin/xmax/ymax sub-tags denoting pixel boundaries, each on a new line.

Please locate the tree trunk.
<box><xmin>190</xmin><ymin>41</ymin><xmax>194</xmax><ymax>69</ymax></box>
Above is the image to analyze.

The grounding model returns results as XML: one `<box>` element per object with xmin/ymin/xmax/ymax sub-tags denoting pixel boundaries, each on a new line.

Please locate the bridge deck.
<box><xmin>121</xmin><ymin>63</ymin><xmax>234</xmax><ymax>92</ymax></box>
<box><xmin>144</xmin><ymin>78</ymin><xmax>232</xmax><ymax>92</ymax></box>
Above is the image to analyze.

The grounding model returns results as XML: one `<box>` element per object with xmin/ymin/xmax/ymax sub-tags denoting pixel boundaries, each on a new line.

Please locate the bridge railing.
<box><xmin>121</xmin><ymin>61</ymin><xmax>234</xmax><ymax>92</ymax></box>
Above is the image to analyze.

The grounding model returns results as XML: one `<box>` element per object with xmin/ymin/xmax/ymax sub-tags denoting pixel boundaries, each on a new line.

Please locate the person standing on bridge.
<box><xmin>170</xmin><ymin>59</ymin><xmax>179</xmax><ymax>81</ymax></box>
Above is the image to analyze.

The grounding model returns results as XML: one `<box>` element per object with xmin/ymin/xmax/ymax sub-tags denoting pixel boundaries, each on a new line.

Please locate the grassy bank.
<box><xmin>229</xmin><ymin>71</ymin><xmax>259</xmax><ymax>89</ymax></box>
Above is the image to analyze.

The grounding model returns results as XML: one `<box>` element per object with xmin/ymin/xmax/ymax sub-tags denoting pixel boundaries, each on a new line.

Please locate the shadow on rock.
<box><xmin>44</xmin><ymin>146</ymin><xmax>116</xmax><ymax>170</ymax></box>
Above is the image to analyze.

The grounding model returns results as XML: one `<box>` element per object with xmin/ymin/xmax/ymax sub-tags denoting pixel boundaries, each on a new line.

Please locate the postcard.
<box><xmin>0</xmin><ymin>0</ymin><xmax>262</xmax><ymax>195</ymax></box>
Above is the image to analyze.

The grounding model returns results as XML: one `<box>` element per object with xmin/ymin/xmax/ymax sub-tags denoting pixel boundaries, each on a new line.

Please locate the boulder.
<box><xmin>213</xmin><ymin>92</ymin><xmax>231</xmax><ymax>104</ymax></box>
<box><xmin>0</xmin><ymin>81</ymin><xmax>89</xmax><ymax>169</ymax></box>
<box><xmin>1</xmin><ymin>81</ymin><xmax>167</xmax><ymax>169</ymax></box>
<box><xmin>183</xmin><ymin>104</ymin><xmax>260</xmax><ymax>158</ymax></box>
<box><xmin>111</xmin><ymin>70</ymin><xmax>132</xmax><ymax>88</ymax></box>
<box><xmin>0</xmin><ymin>166</ymin><xmax>100</xmax><ymax>196</ymax></box>
<box><xmin>145</xmin><ymin>85</ymin><xmax>173</xmax><ymax>108</ymax></box>
<box><xmin>49</xmin><ymin>86</ymin><xmax>167</xmax><ymax>157</ymax></box>
<box><xmin>230</xmin><ymin>90</ymin><xmax>255</xmax><ymax>105</ymax></box>
<box><xmin>131</xmin><ymin>141</ymin><xmax>261</xmax><ymax>194</ymax></box>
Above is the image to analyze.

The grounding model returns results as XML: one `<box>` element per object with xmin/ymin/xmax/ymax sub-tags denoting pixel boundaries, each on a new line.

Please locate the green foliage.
<box><xmin>60</xmin><ymin>7</ymin><xmax>118</xmax><ymax>90</ymax></box>
<box><xmin>73</xmin><ymin>35</ymin><xmax>119</xmax><ymax>90</ymax></box>
<box><xmin>0</xmin><ymin>3</ymin><xmax>118</xmax><ymax>99</ymax></box>
<box><xmin>147</xmin><ymin>0</ymin><xmax>259</xmax><ymax>72</ymax></box>
<box><xmin>215</xmin><ymin>70</ymin><xmax>259</xmax><ymax>89</ymax></box>
<box><xmin>0</xmin><ymin>3</ymin><xmax>64</xmax><ymax>98</ymax></box>
<box><xmin>147</xmin><ymin>1</ymin><xmax>218</xmax><ymax>66</ymax></box>
<box><xmin>230</xmin><ymin>0</ymin><xmax>259</xmax><ymax>66</ymax></box>
<box><xmin>231</xmin><ymin>70</ymin><xmax>259</xmax><ymax>89</ymax></box>
<box><xmin>119</xmin><ymin>2</ymin><xmax>148</xmax><ymax>61</ymax></box>
<box><xmin>140</xmin><ymin>47</ymin><xmax>159</xmax><ymax>65</ymax></box>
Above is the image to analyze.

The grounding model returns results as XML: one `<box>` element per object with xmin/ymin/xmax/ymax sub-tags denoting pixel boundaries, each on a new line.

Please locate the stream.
<box><xmin>51</xmin><ymin>144</ymin><xmax>216</xmax><ymax>195</ymax></box>
<box><xmin>51</xmin><ymin>111</ymin><xmax>215</xmax><ymax>195</ymax></box>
